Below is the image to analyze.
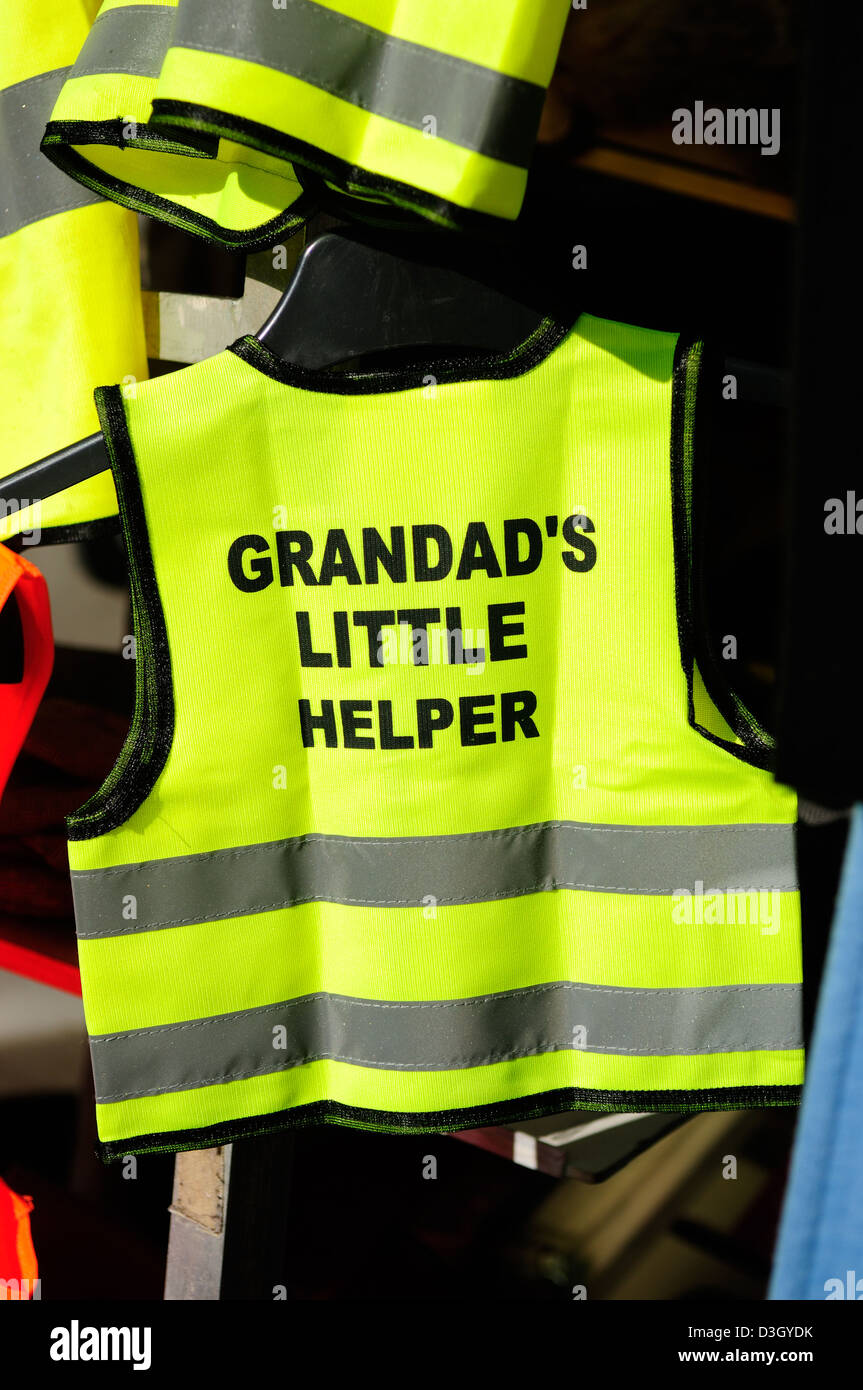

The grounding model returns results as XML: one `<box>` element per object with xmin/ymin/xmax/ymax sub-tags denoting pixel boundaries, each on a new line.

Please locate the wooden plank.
<box><xmin>164</xmin><ymin>1133</ymin><xmax>296</xmax><ymax>1301</ymax></box>
<box><xmin>451</xmin><ymin>1110</ymin><xmax>687</xmax><ymax>1182</ymax></box>
<box><xmin>164</xmin><ymin>1148</ymin><xmax>227</xmax><ymax>1302</ymax></box>
<box><xmin>574</xmin><ymin>145</ymin><xmax>794</xmax><ymax>221</ymax></box>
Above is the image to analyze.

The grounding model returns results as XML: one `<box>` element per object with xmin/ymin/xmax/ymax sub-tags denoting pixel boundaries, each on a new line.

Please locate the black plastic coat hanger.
<box><xmin>253</xmin><ymin>229</ymin><xmax>546</xmax><ymax>367</ymax></box>
<box><xmin>1</xmin><ymin>229</ymin><xmax>547</xmax><ymax>511</ymax></box>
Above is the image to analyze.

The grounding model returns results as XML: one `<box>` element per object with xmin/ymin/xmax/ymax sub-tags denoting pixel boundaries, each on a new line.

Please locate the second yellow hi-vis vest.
<box><xmin>40</xmin><ymin>0</ymin><xmax>312</xmax><ymax>250</ymax></box>
<box><xmin>69</xmin><ymin>314</ymin><xmax>803</xmax><ymax>1160</ymax></box>
<box><xmin>1</xmin><ymin>0</ymin><xmax>147</xmax><ymax>542</ymax></box>
<box><xmin>42</xmin><ymin>0</ymin><xmax>570</xmax><ymax>236</ymax></box>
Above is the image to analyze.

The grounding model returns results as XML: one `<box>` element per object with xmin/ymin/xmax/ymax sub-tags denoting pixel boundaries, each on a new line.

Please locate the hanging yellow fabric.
<box><xmin>68</xmin><ymin>313</ymin><xmax>803</xmax><ymax>1160</ymax></box>
<box><xmin>41</xmin><ymin>0</ymin><xmax>313</xmax><ymax>250</ymax></box>
<box><xmin>42</xmin><ymin>0</ymin><xmax>570</xmax><ymax>235</ymax></box>
<box><xmin>1</xmin><ymin>0</ymin><xmax>147</xmax><ymax>542</ymax></box>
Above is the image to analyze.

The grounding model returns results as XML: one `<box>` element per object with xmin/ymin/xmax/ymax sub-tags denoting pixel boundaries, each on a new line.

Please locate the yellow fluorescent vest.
<box><xmin>40</xmin><ymin>0</ymin><xmax>312</xmax><ymax>250</ymax></box>
<box><xmin>68</xmin><ymin>314</ymin><xmax>803</xmax><ymax>1160</ymax></box>
<box><xmin>41</xmin><ymin>0</ymin><xmax>571</xmax><ymax>235</ymax></box>
<box><xmin>1</xmin><ymin>0</ymin><xmax>147</xmax><ymax>541</ymax></box>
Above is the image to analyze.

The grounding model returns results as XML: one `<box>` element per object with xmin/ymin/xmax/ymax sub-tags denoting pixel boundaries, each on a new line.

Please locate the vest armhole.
<box><xmin>41</xmin><ymin>122</ymin><xmax>315</xmax><ymax>254</ymax></box>
<box><xmin>66</xmin><ymin>386</ymin><xmax>175</xmax><ymax>841</ymax></box>
<box><xmin>670</xmin><ymin>335</ymin><xmax>777</xmax><ymax>773</ymax></box>
<box><xmin>149</xmin><ymin>99</ymin><xmax>516</xmax><ymax>235</ymax></box>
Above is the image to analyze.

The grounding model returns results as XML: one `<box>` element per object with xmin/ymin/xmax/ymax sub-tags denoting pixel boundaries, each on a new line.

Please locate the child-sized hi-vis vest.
<box><xmin>42</xmin><ymin>0</ymin><xmax>571</xmax><ymax>235</ymax></box>
<box><xmin>69</xmin><ymin>314</ymin><xmax>804</xmax><ymax>1160</ymax></box>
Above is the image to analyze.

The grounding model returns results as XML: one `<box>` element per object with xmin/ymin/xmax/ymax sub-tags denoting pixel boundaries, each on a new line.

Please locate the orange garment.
<box><xmin>0</xmin><ymin>1175</ymin><xmax>38</xmax><ymax>1298</ymax></box>
<box><xmin>0</xmin><ymin>546</ymin><xmax>53</xmax><ymax>798</ymax></box>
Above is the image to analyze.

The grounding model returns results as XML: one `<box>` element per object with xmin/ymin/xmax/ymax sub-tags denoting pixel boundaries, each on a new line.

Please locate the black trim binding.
<box><xmin>150</xmin><ymin>100</ymin><xmax>522</xmax><ymax>236</ymax></box>
<box><xmin>96</xmin><ymin>1083</ymin><xmax>803</xmax><ymax>1162</ymax></box>
<box><xmin>298</xmin><ymin>170</ymin><xmax>467</xmax><ymax>235</ymax></box>
<box><xmin>45</xmin><ymin>116</ymin><xmax>220</xmax><ymax>159</ymax></box>
<box><xmin>670</xmin><ymin>336</ymin><xmax>777</xmax><ymax>771</ymax></box>
<box><xmin>230</xmin><ymin>314</ymin><xmax>571</xmax><ymax>396</ymax></box>
<box><xmin>41</xmin><ymin>120</ymin><xmax>315</xmax><ymax>253</ymax></box>
<box><xmin>66</xmin><ymin>387</ymin><xmax>175</xmax><ymax>840</ymax></box>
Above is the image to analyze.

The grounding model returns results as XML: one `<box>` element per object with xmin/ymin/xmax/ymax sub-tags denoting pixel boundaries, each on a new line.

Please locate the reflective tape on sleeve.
<box><xmin>168</xmin><ymin>0</ymin><xmax>546</xmax><ymax>166</ymax></box>
<box><xmin>67</xmin><ymin>4</ymin><xmax>176</xmax><ymax>81</ymax></box>
<box><xmin>0</xmin><ymin>70</ymin><xmax>102</xmax><ymax>238</ymax></box>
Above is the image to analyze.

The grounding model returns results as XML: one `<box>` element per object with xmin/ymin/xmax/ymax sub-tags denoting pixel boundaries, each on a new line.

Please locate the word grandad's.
<box><xmin>227</xmin><ymin>514</ymin><xmax>597</xmax><ymax>590</ymax></box>
<box><xmin>227</xmin><ymin>513</ymin><xmax>598</xmax><ymax>750</ymax></box>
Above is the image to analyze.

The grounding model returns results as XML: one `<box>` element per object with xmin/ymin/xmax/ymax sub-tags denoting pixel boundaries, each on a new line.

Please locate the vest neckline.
<box><xmin>227</xmin><ymin>313</ymin><xmax>576</xmax><ymax>396</ymax></box>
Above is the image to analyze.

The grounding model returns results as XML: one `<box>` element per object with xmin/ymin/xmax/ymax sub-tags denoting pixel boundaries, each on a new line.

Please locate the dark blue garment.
<box><xmin>769</xmin><ymin>805</ymin><xmax>863</xmax><ymax>1300</ymax></box>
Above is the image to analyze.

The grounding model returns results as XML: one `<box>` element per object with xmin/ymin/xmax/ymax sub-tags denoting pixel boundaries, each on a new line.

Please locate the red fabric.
<box><xmin>0</xmin><ymin>1175</ymin><xmax>38</xmax><ymax>1298</ymax></box>
<box><xmin>0</xmin><ymin>547</ymin><xmax>53</xmax><ymax>798</ymax></box>
<box><xmin>0</xmin><ymin>938</ymin><xmax>81</xmax><ymax>995</ymax></box>
<box><xmin>0</xmin><ymin>673</ymin><xmax>130</xmax><ymax>993</ymax></box>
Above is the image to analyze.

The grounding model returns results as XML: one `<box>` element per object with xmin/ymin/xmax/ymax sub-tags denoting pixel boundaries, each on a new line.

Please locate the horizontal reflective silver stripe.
<box><xmin>72</xmin><ymin>820</ymin><xmax>798</xmax><ymax>939</ymax></box>
<box><xmin>0</xmin><ymin>70</ymin><xmax>102</xmax><ymax>237</ymax></box>
<box><xmin>90</xmin><ymin>980</ymin><xmax>804</xmax><ymax>1103</ymax></box>
<box><xmin>70</xmin><ymin>3</ymin><xmax>176</xmax><ymax>81</ymax></box>
<box><xmin>168</xmin><ymin>0</ymin><xmax>545</xmax><ymax>166</ymax></box>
